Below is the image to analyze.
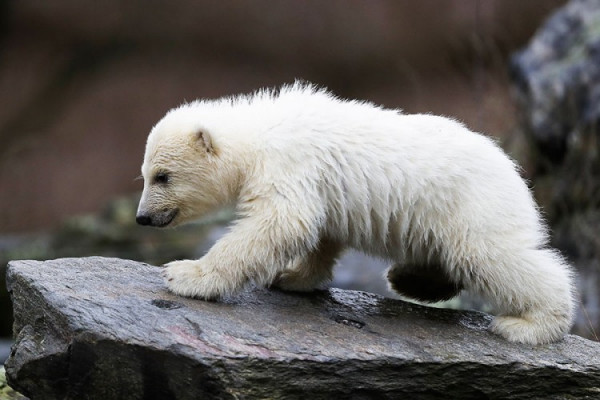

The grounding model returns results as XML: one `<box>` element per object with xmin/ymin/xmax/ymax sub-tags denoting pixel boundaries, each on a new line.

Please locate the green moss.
<box><xmin>0</xmin><ymin>367</ymin><xmax>26</xmax><ymax>400</ymax></box>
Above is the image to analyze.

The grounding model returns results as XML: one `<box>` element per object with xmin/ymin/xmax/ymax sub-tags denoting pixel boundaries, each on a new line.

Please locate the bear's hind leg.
<box><xmin>271</xmin><ymin>239</ymin><xmax>342</xmax><ymax>292</ymax></box>
<box><xmin>478</xmin><ymin>248</ymin><xmax>574</xmax><ymax>345</ymax></box>
<box><xmin>387</xmin><ymin>263</ymin><xmax>463</xmax><ymax>303</ymax></box>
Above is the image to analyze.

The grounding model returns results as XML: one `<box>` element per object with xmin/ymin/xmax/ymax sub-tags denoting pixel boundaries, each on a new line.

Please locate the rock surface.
<box><xmin>5</xmin><ymin>258</ymin><xmax>600</xmax><ymax>399</ymax></box>
<box><xmin>510</xmin><ymin>0</ymin><xmax>600</xmax><ymax>338</ymax></box>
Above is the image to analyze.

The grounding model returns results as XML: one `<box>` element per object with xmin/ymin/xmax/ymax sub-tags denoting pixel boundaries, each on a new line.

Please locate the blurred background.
<box><xmin>2</xmin><ymin>0</ymin><xmax>599</xmax><ymax>356</ymax></box>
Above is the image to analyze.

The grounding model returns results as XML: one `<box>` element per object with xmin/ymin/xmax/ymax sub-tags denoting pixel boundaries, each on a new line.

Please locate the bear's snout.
<box><xmin>136</xmin><ymin>214</ymin><xmax>152</xmax><ymax>226</ymax></box>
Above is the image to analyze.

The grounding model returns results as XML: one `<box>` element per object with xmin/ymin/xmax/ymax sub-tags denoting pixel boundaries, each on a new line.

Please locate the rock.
<box><xmin>510</xmin><ymin>0</ymin><xmax>600</xmax><ymax>215</ymax></box>
<box><xmin>5</xmin><ymin>257</ymin><xmax>600</xmax><ymax>399</ymax></box>
<box><xmin>510</xmin><ymin>0</ymin><xmax>600</xmax><ymax>339</ymax></box>
<box><xmin>511</xmin><ymin>0</ymin><xmax>600</xmax><ymax>170</ymax></box>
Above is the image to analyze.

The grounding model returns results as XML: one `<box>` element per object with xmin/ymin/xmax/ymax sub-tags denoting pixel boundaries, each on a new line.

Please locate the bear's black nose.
<box><xmin>136</xmin><ymin>214</ymin><xmax>152</xmax><ymax>226</ymax></box>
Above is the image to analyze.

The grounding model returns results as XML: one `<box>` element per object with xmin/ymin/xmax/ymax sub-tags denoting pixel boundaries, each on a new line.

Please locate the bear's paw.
<box><xmin>163</xmin><ymin>260</ymin><xmax>240</xmax><ymax>300</ymax></box>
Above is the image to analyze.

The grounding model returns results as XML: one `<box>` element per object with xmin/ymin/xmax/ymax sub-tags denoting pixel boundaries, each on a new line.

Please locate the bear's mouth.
<box><xmin>152</xmin><ymin>208</ymin><xmax>179</xmax><ymax>228</ymax></box>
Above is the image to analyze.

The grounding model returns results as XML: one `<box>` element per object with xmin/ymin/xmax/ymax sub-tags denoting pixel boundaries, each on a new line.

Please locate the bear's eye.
<box><xmin>153</xmin><ymin>172</ymin><xmax>170</xmax><ymax>185</ymax></box>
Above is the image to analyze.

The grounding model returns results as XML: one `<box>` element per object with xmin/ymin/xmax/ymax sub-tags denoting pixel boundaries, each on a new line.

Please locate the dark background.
<box><xmin>6</xmin><ymin>0</ymin><xmax>593</xmax><ymax>346</ymax></box>
<box><xmin>1</xmin><ymin>0</ymin><xmax>564</xmax><ymax>232</ymax></box>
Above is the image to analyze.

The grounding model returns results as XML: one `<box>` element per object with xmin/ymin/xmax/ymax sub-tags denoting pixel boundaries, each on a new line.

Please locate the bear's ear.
<box><xmin>195</xmin><ymin>130</ymin><xmax>214</xmax><ymax>154</ymax></box>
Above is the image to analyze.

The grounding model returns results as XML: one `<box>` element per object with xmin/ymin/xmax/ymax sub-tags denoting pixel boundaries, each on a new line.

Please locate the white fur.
<box><xmin>138</xmin><ymin>82</ymin><xmax>575</xmax><ymax>345</ymax></box>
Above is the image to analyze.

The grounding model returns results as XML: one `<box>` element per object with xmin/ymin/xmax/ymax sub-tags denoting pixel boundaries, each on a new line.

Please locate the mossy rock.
<box><xmin>0</xmin><ymin>367</ymin><xmax>26</xmax><ymax>400</ymax></box>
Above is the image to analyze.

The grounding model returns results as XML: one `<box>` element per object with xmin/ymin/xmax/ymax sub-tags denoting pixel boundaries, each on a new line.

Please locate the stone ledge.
<box><xmin>5</xmin><ymin>257</ymin><xmax>600</xmax><ymax>399</ymax></box>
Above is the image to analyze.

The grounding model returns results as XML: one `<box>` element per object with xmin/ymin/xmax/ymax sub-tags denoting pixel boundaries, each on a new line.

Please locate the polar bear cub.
<box><xmin>136</xmin><ymin>83</ymin><xmax>574</xmax><ymax>345</ymax></box>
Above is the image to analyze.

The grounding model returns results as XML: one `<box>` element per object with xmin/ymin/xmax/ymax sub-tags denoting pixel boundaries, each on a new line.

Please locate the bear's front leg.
<box><xmin>163</xmin><ymin>204</ymin><xmax>322</xmax><ymax>300</ymax></box>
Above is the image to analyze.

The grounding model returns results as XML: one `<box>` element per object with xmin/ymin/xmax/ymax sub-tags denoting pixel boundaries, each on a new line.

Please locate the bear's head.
<box><xmin>136</xmin><ymin>107</ymin><xmax>241</xmax><ymax>228</ymax></box>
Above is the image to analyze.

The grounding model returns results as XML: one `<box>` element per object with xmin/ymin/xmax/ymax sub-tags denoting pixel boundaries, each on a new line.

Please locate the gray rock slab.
<box><xmin>5</xmin><ymin>257</ymin><xmax>600</xmax><ymax>399</ymax></box>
